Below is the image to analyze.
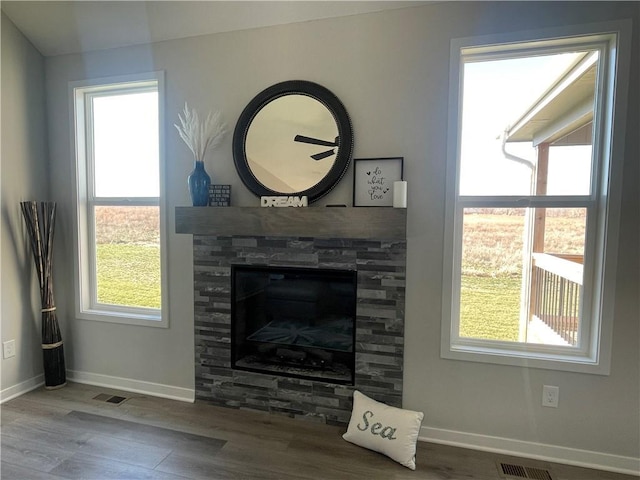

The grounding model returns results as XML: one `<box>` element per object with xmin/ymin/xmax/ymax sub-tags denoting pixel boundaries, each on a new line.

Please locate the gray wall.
<box><xmin>40</xmin><ymin>1</ymin><xmax>640</xmax><ymax>460</ymax></box>
<box><xmin>1</xmin><ymin>13</ymin><xmax>50</xmax><ymax>393</ymax></box>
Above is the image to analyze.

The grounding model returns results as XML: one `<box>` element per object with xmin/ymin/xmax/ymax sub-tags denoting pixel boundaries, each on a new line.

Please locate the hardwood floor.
<box><xmin>0</xmin><ymin>382</ymin><xmax>635</xmax><ymax>480</ymax></box>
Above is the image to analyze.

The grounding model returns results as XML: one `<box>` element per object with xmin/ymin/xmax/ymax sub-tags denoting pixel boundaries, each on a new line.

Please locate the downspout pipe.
<box><xmin>500</xmin><ymin>128</ymin><xmax>535</xmax><ymax>170</ymax></box>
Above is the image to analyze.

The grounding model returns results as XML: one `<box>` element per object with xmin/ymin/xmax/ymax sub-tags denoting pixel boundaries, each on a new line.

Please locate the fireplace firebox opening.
<box><xmin>231</xmin><ymin>265</ymin><xmax>357</xmax><ymax>385</ymax></box>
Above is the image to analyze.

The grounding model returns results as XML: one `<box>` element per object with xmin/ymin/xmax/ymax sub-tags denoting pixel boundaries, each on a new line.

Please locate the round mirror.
<box><xmin>233</xmin><ymin>81</ymin><xmax>353</xmax><ymax>203</ymax></box>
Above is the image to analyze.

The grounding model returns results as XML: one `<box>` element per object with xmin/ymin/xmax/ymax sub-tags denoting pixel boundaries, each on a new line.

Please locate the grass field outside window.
<box><xmin>460</xmin><ymin>209</ymin><xmax>585</xmax><ymax>341</ymax></box>
<box><xmin>95</xmin><ymin>206</ymin><xmax>161</xmax><ymax>309</ymax></box>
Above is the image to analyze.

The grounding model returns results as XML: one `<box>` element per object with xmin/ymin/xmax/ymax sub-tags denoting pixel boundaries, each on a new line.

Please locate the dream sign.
<box><xmin>260</xmin><ymin>196</ymin><xmax>308</xmax><ymax>207</ymax></box>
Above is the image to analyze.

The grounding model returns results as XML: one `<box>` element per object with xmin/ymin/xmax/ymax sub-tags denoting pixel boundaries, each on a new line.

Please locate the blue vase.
<box><xmin>188</xmin><ymin>160</ymin><xmax>211</xmax><ymax>206</ymax></box>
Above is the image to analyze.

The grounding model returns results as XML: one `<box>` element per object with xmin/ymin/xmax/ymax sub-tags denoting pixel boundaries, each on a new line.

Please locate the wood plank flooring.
<box><xmin>1</xmin><ymin>382</ymin><xmax>636</xmax><ymax>479</ymax></box>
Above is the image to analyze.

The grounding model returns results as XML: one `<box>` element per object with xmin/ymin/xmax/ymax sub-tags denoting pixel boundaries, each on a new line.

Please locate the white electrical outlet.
<box><xmin>542</xmin><ymin>385</ymin><xmax>559</xmax><ymax>408</ymax></box>
<box><xmin>3</xmin><ymin>340</ymin><xmax>16</xmax><ymax>359</ymax></box>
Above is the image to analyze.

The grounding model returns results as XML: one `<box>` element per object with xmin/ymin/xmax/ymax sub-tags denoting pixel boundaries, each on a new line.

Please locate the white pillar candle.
<box><xmin>393</xmin><ymin>181</ymin><xmax>407</xmax><ymax>208</ymax></box>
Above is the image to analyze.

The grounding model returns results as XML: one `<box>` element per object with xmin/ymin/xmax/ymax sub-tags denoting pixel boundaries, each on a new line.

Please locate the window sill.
<box><xmin>442</xmin><ymin>342</ymin><xmax>610</xmax><ymax>375</ymax></box>
<box><xmin>77</xmin><ymin>308</ymin><xmax>167</xmax><ymax>328</ymax></box>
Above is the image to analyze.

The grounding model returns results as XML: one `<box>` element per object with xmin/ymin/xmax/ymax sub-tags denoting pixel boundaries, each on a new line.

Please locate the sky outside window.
<box><xmin>459</xmin><ymin>52</ymin><xmax>589</xmax><ymax>196</ymax></box>
<box><xmin>92</xmin><ymin>91</ymin><xmax>159</xmax><ymax>198</ymax></box>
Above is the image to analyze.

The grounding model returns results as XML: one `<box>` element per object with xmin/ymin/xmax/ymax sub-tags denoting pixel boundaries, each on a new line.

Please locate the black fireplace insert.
<box><xmin>231</xmin><ymin>265</ymin><xmax>356</xmax><ymax>384</ymax></box>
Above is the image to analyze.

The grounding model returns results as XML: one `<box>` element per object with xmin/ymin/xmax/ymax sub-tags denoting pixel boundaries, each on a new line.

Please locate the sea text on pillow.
<box><xmin>357</xmin><ymin>410</ymin><xmax>398</xmax><ymax>440</ymax></box>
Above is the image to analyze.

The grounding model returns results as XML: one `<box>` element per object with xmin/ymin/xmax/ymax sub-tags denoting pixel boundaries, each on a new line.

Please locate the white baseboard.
<box><xmin>420</xmin><ymin>426</ymin><xmax>640</xmax><ymax>476</ymax></box>
<box><xmin>67</xmin><ymin>370</ymin><xmax>195</xmax><ymax>403</ymax></box>
<box><xmin>0</xmin><ymin>374</ymin><xmax>44</xmax><ymax>404</ymax></box>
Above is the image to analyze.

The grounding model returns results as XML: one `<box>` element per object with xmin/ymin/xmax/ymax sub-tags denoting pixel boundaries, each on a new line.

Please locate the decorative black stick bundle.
<box><xmin>20</xmin><ymin>201</ymin><xmax>66</xmax><ymax>389</ymax></box>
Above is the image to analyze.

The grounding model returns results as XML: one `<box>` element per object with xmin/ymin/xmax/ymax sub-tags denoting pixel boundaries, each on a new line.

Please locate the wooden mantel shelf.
<box><xmin>175</xmin><ymin>207</ymin><xmax>406</xmax><ymax>240</ymax></box>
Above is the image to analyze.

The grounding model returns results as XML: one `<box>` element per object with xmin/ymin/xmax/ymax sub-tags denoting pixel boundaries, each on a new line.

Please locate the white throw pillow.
<box><xmin>342</xmin><ymin>390</ymin><xmax>424</xmax><ymax>470</ymax></box>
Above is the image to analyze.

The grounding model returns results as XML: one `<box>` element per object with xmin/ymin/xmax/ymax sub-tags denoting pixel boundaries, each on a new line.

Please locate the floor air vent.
<box><xmin>498</xmin><ymin>462</ymin><xmax>553</xmax><ymax>480</ymax></box>
<box><xmin>93</xmin><ymin>393</ymin><xmax>127</xmax><ymax>404</ymax></box>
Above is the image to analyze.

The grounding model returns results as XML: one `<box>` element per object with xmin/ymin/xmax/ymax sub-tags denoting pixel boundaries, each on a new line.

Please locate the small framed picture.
<box><xmin>353</xmin><ymin>157</ymin><xmax>404</xmax><ymax>207</ymax></box>
<box><xmin>208</xmin><ymin>184</ymin><xmax>231</xmax><ymax>206</ymax></box>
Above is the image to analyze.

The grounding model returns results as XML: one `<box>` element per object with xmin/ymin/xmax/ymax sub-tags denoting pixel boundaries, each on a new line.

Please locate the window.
<box><xmin>442</xmin><ymin>23</ymin><xmax>631</xmax><ymax>373</ymax></box>
<box><xmin>72</xmin><ymin>72</ymin><xmax>167</xmax><ymax>327</ymax></box>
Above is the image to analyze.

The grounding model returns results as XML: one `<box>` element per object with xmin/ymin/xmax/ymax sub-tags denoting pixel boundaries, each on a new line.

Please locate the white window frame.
<box><xmin>71</xmin><ymin>72</ymin><xmax>168</xmax><ymax>328</ymax></box>
<box><xmin>441</xmin><ymin>22</ymin><xmax>631</xmax><ymax>374</ymax></box>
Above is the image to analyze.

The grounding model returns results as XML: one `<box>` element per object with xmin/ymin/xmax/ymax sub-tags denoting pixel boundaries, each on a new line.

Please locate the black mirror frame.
<box><xmin>232</xmin><ymin>80</ymin><xmax>353</xmax><ymax>203</ymax></box>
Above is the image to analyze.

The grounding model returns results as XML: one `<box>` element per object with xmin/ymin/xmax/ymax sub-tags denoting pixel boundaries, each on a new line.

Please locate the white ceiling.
<box><xmin>1</xmin><ymin>1</ymin><xmax>427</xmax><ymax>57</ymax></box>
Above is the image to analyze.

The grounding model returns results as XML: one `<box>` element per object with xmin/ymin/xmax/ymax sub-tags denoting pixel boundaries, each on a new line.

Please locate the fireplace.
<box><xmin>231</xmin><ymin>265</ymin><xmax>357</xmax><ymax>385</ymax></box>
<box><xmin>177</xmin><ymin>206</ymin><xmax>407</xmax><ymax>425</ymax></box>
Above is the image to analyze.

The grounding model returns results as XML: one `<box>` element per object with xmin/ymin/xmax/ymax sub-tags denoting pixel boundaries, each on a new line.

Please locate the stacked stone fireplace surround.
<box><xmin>185</xmin><ymin>209</ymin><xmax>407</xmax><ymax>426</ymax></box>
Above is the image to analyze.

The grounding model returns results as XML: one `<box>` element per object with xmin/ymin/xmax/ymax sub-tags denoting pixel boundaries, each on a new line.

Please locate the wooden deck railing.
<box><xmin>530</xmin><ymin>253</ymin><xmax>583</xmax><ymax>346</ymax></box>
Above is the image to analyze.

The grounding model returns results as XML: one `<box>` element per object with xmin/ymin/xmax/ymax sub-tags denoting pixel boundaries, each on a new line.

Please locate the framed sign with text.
<box><xmin>353</xmin><ymin>157</ymin><xmax>404</xmax><ymax>207</ymax></box>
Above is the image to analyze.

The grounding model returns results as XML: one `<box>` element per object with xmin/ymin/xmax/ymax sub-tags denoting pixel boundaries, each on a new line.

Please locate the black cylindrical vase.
<box><xmin>20</xmin><ymin>201</ymin><xmax>66</xmax><ymax>390</ymax></box>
